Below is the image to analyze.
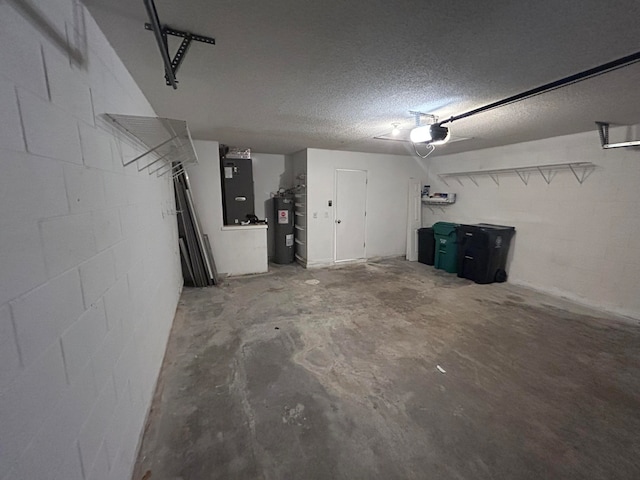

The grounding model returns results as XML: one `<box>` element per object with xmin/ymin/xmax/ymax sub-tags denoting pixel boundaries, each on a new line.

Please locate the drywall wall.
<box><xmin>187</xmin><ymin>141</ymin><xmax>268</xmax><ymax>275</ymax></box>
<box><xmin>252</xmin><ymin>153</ymin><xmax>292</xmax><ymax>258</ymax></box>
<box><xmin>424</xmin><ymin>126</ymin><xmax>640</xmax><ymax>319</ymax></box>
<box><xmin>306</xmin><ymin>148</ymin><xmax>427</xmax><ymax>267</ymax></box>
<box><xmin>0</xmin><ymin>2</ymin><xmax>182</xmax><ymax>479</ymax></box>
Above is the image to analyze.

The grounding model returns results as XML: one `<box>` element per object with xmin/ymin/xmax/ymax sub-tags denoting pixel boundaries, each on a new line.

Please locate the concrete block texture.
<box><xmin>0</xmin><ymin>151</ymin><xmax>69</xmax><ymax>224</ymax></box>
<box><xmin>60</xmin><ymin>299</ymin><xmax>108</xmax><ymax>384</ymax></box>
<box><xmin>0</xmin><ymin>5</ymin><xmax>49</xmax><ymax>100</ymax></box>
<box><xmin>0</xmin><ymin>1</ymin><xmax>181</xmax><ymax>479</ymax></box>
<box><xmin>17</xmin><ymin>88</ymin><xmax>83</xmax><ymax>164</ymax></box>
<box><xmin>42</xmin><ymin>43</ymin><xmax>95</xmax><ymax>126</ymax></box>
<box><xmin>0</xmin><ymin>78</ymin><xmax>26</xmax><ymax>153</ymax></box>
<box><xmin>0</xmin><ymin>342</ymin><xmax>67</xmax><ymax>478</ymax></box>
<box><xmin>40</xmin><ymin>212</ymin><xmax>96</xmax><ymax>277</ymax></box>
<box><xmin>11</xmin><ymin>268</ymin><xmax>84</xmax><ymax>368</ymax></box>
<box><xmin>0</xmin><ymin>220</ymin><xmax>48</xmax><ymax>306</ymax></box>
<box><xmin>0</xmin><ymin>303</ymin><xmax>21</xmax><ymax>391</ymax></box>
<box><xmin>79</xmin><ymin>249</ymin><xmax>116</xmax><ymax>308</ymax></box>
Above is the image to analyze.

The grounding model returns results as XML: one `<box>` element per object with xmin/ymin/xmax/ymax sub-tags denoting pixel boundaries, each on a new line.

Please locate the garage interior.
<box><xmin>1</xmin><ymin>1</ymin><xmax>639</xmax><ymax>480</ymax></box>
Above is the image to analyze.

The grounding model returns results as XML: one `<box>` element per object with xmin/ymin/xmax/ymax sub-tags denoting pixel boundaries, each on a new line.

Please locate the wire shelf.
<box><xmin>104</xmin><ymin>113</ymin><xmax>198</xmax><ymax>177</ymax></box>
<box><xmin>438</xmin><ymin>161</ymin><xmax>597</xmax><ymax>186</ymax></box>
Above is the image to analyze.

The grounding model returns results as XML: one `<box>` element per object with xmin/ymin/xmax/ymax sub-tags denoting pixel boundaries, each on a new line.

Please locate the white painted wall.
<box><xmin>306</xmin><ymin>148</ymin><xmax>427</xmax><ymax>267</ymax></box>
<box><xmin>252</xmin><ymin>153</ymin><xmax>292</xmax><ymax>258</ymax></box>
<box><xmin>0</xmin><ymin>2</ymin><xmax>182</xmax><ymax>480</ymax></box>
<box><xmin>423</xmin><ymin>127</ymin><xmax>640</xmax><ymax>319</ymax></box>
<box><xmin>187</xmin><ymin>141</ymin><xmax>268</xmax><ymax>275</ymax></box>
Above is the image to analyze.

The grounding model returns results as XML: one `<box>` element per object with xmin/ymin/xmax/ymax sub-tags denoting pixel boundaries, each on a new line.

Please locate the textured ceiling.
<box><xmin>83</xmin><ymin>0</ymin><xmax>640</xmax><ymax>156</ymax></box>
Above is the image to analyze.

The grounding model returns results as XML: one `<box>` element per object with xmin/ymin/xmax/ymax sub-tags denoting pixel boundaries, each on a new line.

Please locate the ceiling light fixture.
<box><xmin>409</xmin><ymin>111</ymin><xmax>451</xmax><ymax>146</ymax></box>
<box><xmin>408</xmin><ymin>111</ymin><xmax>451</xmax><ymax>157</ymax></box>
<box><xmin>409</xmin><ymin>124</ymin><xmax>450</xmax><ymax>144</ymax></box>
<box><xmin>391</xmin><ymin>123</ymin><xmax>401</xmax><ymax>136</ymax></box>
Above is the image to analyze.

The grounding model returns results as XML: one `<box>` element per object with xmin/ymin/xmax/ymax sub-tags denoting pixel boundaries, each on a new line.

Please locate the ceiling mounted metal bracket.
<box><xmin>409</xmin><ymin>111</ymin><xmax>437</xmax><ymax>127</ymax></box>
<box><xmin>143</xmin><ymin>0</ymin><xmax>215</xmax><ymax>89</ymax></box>
<box><xmin>595</xmin><ymin>122</ymin><xmax>640</xmax><ymax>149</ymax></box>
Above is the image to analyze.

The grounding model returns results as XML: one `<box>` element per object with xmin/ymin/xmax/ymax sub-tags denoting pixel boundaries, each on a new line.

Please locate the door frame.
<box><xmin>406</xmin><ymin>178</ymin><xmax>421</xmax><ymax>261</ymax></box>
<box><xmin>333</xmin><ymin>168</ymin><xmax>368</xmax><ymax>263</ymax></box>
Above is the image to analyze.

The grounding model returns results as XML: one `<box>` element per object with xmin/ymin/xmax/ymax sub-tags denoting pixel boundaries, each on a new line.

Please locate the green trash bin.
<box><xmin>433</xmin><ymin>222</ymin><xmax>459</xmax><ymax>273</ymax></box>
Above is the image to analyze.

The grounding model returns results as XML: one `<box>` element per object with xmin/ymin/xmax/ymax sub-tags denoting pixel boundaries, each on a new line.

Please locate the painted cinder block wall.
<box><xmin>0</xmin><ymin>2</ymin><xmax>182</xmax><ymax>479</ymax></box>
<box><xmin>423</xmin><ymin>127</ymin><xmax>640</xmax><ymax>319</ymax></box>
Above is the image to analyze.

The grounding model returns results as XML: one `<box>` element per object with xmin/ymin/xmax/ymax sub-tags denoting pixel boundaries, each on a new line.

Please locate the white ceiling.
<box><xmin>83</xmin><ymin>0</ymin><xmax>640</xmax><ymax>156</ymax></box>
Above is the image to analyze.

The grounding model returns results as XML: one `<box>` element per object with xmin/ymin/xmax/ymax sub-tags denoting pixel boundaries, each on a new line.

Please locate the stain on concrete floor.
<box><xmin>133</xmin><ymin>258</ymin><xmax>640</xmax><ymax>480</ymax></box>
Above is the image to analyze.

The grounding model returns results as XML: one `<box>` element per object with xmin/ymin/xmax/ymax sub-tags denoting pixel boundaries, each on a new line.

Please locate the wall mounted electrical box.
<box><xmin>220</xmin><ymin>152</ymin><xmax>255</xmax><ymax>225</ymax></box>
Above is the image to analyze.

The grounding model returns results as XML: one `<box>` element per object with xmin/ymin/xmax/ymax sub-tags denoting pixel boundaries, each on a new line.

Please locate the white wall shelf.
<box><xmin>104</xmin><ymin>113</ymin><xmax>198</xmax><ymax>178</ymax></box>
<box><xmin>438</xmin><ymin>161</ymin><xmax>596</xmax><ymax>186</ymax></box>
<box><xmin>294</xmin><ymin>182</ymin><xmax>307</xmax><ymax>262</ymax></box>
<box><xmin>422</xmin><ymin>196</ymin><xmax>456</xmax><ymax>214</ymax></box>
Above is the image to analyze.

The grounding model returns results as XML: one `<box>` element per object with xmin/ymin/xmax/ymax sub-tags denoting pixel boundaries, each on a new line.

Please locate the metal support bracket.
<box><xmin>596</xmin><ymin>122</ymin><xmax>640</xmax><ymax>149</ymax></box>
<box><xmin>568</xmin><ymin>163</ymin><xmax>595</xmax><ymax>184</ymax></box>
<box><xmin>427</xmin><ymin>205</ymin><xmax>446</xmax><ymax>214</ymax></box>
<box><xmin>143</xmin><ymin>0</ymin><xmax>215</xmax><ymax>89</ymax></box>
<box><xmin>515</xmin><ymin>170</ymin><xmax>530</xmax><ymax>185</ymax></box>
<box><xmin>537</xmin><ymin>167</ymin><xmax>556</xmax><ymax>185</ymax></box>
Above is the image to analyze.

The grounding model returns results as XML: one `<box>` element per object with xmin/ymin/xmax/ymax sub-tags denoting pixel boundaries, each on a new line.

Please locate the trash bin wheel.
<box><xmin>495</xmin><ymin>269</ymin><xmax>508</xmax><ymax>283</ymax></box>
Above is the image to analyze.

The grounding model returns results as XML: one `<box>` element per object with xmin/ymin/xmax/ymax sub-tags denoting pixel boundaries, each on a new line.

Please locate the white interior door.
<box><xmin>335</xmin><ymin>169</ymin><xmax>367</xmax><ymax>262</ymax></box>
<box><xmin>406</xmin><ymin>178</ymin><xmax>421</xmax><ymax>261</ymax></box>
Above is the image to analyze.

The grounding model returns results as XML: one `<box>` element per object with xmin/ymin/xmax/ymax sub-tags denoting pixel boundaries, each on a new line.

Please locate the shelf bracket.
<box><xmin>488</xmin><ymin>173</ymin><xmax>500</xmax><ymax>185</ymax></box>
<box><xmin>515</xmin><ymin>170</ymin><xmax>530</xmax><ymax>185</ymax></box>
<box><xmin>568</xmin><ymin>163</ymin><xmax>595</xmax><ymax>184</ymax></box>
<box><xmin>537</xmin><ymin>167</ymin><xmax>557</xmax><ymax>184</ymax></box>
<box><xmin>439</xmin><ymin>175</ymin><xmax>450</xmax><ymax>187</ymax></box>
<box><xmin>143</xmin><ymin>0</ymin><xmax>215</xmax><ymax>89</ymax></box>
<box><xmin>467</xmin><ymin>174</ymin><xmax>479</xmax><ymax>186</ymax></box>
<box><xmin>427</xmin><ymin>205</ymin><xmax>445</xmax><ymax>214</ymax></box>
<box><xmin>454</xmin><ymin>176</ymin><xmax>464</xmax><ymax>186</ymax></box>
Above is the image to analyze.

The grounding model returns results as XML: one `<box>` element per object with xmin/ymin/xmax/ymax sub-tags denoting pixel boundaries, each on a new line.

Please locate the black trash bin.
<box><xmin>457</xmin><ymin>224</ymin><xmax>515</xmax><ymax>284</ymax></box>
<box><xmin>418</xmin><ymin>227</ymin><xmax>435</xmax><ymax>265</ymax></box>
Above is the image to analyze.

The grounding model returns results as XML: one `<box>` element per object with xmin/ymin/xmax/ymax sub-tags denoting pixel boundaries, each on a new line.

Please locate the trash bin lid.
<box><xmin>433</xmin><ymin>221</ymin><xmax>459</xmax><ymax>236</ymax></box>
<box><xmin>475</xmin><ymin>223</ymin><xmax>515</xmax><ymax>232</ymax></box>
<box><xmin>418</xmin><ymin>227</ymin><xmax>434</xmax><ymax>233</ymax></box>
<box><xmin>459</xmin><ymin>224</ymin><xmax>515</xmax><ymax>233</ymax></box>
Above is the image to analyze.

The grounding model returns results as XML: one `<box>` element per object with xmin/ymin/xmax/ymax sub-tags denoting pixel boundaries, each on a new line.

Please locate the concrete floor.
<box><xmin>133</xmin><ymin>258</ymin><xmax>640</xmax><ymax>480</ymax></box>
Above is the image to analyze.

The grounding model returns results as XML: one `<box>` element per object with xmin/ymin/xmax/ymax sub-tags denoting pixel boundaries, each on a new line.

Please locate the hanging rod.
<box><xmin>436</xmin><ymin>50</ymin><xmax>640</xmax><ymax>128</ymax></box>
